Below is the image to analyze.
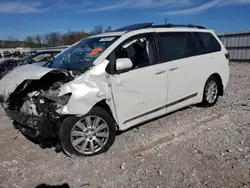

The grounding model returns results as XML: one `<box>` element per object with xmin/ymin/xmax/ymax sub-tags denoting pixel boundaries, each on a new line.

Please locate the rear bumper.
<box><xmin>221</xmin><ymin>63</ymin><xmax>230</xmax><ymax>92</ymax></box>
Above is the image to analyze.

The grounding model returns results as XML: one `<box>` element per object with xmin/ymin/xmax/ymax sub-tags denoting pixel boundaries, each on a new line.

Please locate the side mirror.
<box><xmin>116</xmin><ymin>58</ymin><xmax>133</xmax><ymax>72</ymax></box>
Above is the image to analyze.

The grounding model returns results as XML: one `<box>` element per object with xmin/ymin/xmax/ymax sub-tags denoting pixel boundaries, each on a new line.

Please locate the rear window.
<box><xmin>156</xmin><ymin>32</ymin><xmax>199</xmax><ymax>62</ymax></box>
<box><xmin>194</xmin><ymin>32</ymin><xmax>221</xmax><ymax>54</ymax></box>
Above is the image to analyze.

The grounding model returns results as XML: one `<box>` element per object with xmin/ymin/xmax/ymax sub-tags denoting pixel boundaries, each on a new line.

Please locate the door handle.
<box><xmin>155</xmin><ymin>70</ymin><xmax>165</xmax><ymax>75</ymax></box>
<box><xmin>169</xmin><ymin>67</ymin><xmax>178</xmax><ymax>72</ymax></box>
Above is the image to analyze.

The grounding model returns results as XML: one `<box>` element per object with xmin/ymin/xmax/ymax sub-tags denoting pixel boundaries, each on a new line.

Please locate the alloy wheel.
<box><xmin>205</xmin><ymin>80</ymin><xmax>218</xmax><ymax>104</ymax></box>
<box><xmin>70</xmin><ymin>116</ymin><xmax>109</xmax><ymax>155</ymax></box>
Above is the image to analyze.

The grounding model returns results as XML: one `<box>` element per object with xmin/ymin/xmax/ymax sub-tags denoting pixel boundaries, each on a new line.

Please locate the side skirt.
<box><xmin>123</xmin><ymin>93</ymin><xmax>198</xmax><ymax>124</ymax></box>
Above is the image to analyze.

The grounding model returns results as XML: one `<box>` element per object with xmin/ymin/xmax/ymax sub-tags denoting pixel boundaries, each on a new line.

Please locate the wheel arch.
<box><xmin>59</xmin><ymin>98</ymin><xmax>119</xmax><ymax>130</ymax></box>
<box><xmin>208</xmin><ymin>73</ymin><xmax>224</xmax><ymax>96</ymax></box>
<box><xmin>92</xmin><ymin>99</ymin><xmax>119</xmax><ymax>130</ymax></box>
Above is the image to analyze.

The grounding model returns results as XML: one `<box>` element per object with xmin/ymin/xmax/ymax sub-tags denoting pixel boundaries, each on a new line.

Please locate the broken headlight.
<box><xmin>36</xmin><ymin>93</ymin><xmax>72</xmax><ymax>115</ymax></box>
<box><xmin>40</xmin><ymin>92</ymin><xmax>72</xmax><ymax>106</ymax></box>
<box><xmin>57</xmin><ymin>93</ymin><xmax>72</xmax><ymax>106</ymax></box>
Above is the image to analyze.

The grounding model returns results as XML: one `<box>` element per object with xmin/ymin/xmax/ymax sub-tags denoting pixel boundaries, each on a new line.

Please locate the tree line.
<box><xmin>0</xmin><ymin>25</ymin><xmax>112</xmax><ymax>48</ymax></box>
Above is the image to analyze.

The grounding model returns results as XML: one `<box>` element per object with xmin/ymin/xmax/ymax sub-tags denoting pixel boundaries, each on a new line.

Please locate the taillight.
<box><xmin>225</xmin><ymin>53</ymin><xmax>230</xmax><ymax>60</ymax></box>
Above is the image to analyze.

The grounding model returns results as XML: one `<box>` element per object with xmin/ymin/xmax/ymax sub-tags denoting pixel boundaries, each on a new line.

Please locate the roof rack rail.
<box><xmin>114</xmin><ymin>22</ymin><xmax>153</xmax><ymax>32</ymax></box>
<box><xmin>113</xmin><ymin>23</ymin><xmax>206</xmax><ymax>32</ymax></box>
<box><xmin>152</xmin><ymin>24</ymin><xmax>206</xmax><ymax>29</ymax></box>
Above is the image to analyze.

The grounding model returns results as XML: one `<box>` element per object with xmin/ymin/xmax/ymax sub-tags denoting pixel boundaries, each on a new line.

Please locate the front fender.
<box><xmin>59</xmin><ymin>79</ymin><xmax>106</xmax><ymax>115</ymax></box>
<box><xmin>58</xmin><ymin>60</ymin><xmax>113</xmax><ymax>117</ymax></box>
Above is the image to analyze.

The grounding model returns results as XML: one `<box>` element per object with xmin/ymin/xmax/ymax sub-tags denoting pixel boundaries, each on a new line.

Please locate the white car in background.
<box><xmin>0</xmin><ymin>23</ymin><xmax>230</xmax><ymax>157</ymax></box>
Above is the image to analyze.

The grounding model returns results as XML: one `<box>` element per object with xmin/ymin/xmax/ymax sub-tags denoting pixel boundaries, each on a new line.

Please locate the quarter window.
<box><xmin>194</xmin><ymin>32</ymin><xmax>221</xmax><ymax>54</ymax></box>
<box><xmin>157</xmin><ymin>32</ymin><xmax>199</xmax><ymax>62</ymax></box>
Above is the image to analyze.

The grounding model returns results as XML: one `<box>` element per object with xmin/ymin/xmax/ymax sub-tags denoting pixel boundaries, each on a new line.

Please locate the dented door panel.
<box><xmin>109</xmin><ymin>64</ymin><xmax>168</xmax><ymax>130</ymax></box>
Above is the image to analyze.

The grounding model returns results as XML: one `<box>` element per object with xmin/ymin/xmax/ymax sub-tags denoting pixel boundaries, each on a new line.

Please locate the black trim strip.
<box><xmin>123</xmin><ymin>93</ymin><xmax>198</xmax><ymax>124</ymax></box>
<box><xmin>167</xmin><ymin>93</ymin><xmax>198</xmax><ymax>108</ymax></box>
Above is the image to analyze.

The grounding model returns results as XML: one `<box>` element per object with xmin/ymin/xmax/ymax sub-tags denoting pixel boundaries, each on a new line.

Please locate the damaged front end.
<box><xmin>0</xmin><ymin>35</ymin><xmax>117</xmax><ymax>156</ymax></box>
<box><xmin>1</xmin><ymin>66</ymin><xmax>75</xmax><ymax>149</ymax></box>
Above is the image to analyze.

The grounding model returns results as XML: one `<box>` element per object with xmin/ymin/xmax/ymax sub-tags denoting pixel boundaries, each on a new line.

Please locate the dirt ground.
<box><xmin>0</xmin><ymin>63</ymin><xmax>250</xmax><ymax>188</ymax></box>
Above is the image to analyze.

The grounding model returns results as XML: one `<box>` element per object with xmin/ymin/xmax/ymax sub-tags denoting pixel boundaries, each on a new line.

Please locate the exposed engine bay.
<box><xmin>2</xmin><ymin>69</ymin><xmax>77</xmax><ymax>150</ymax></box>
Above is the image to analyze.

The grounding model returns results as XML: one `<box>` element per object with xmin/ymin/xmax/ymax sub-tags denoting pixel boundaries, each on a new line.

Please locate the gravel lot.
<box><xmin>0</xmin><ymin>63</ymin><xmax>250</xmax><ymax>188</ymax></box>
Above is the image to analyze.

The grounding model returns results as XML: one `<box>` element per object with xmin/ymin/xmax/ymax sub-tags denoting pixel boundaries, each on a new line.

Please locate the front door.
<box><xmin>108</xmin><ymin>34</ymin><xmax>168</xmax><ymax>129</ymax></box>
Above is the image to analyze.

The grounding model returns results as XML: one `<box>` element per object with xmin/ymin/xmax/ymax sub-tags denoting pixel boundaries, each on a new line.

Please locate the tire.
<box><xmin>59</xmin><ymin>107</ymin><xmax>116</xmax><ymax>157</ymax></box>
<box><xmin>201</xmin><ymin>76</ymin><xmax>220</xmax><ymax>107</ymax></box>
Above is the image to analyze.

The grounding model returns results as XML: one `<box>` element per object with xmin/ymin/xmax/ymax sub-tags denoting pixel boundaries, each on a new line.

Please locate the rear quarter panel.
<box><xmin>211</xmin><ymin>32</ymin><xmax>230</xmax><ymax>90</ymax></box>
<box><xmin>190</xmin><ymin>30</ymin><xmax>230</xmax><ymax>102</ymax></box>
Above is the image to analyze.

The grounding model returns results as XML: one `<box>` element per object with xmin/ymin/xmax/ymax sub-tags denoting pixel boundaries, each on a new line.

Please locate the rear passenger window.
<box><xmin>157</xmin><ymin>32</ymin><xmax>199</xmax><ymax>62</ymax></box>
<box><xmin>194</xmin><ymin>32</ymin><xmax>221</xmax><ymax>54</ymax></box>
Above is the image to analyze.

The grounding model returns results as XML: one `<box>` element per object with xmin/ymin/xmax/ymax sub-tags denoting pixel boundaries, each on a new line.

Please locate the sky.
<box><xmin>0</xmin><ymin>0</ymin><xmax>250</xmax><ymax>40</ymax></box>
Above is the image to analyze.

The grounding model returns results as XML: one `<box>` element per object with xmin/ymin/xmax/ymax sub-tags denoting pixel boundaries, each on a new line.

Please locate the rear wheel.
<box><xmin>201</xmin><ymin>76</ymin><xmax>219</xmax><ymax>107</ymax></box>
<box><xmin>59</xmin><ymin>107</ymin><xmax>116</xmax><ymax>157</ymax></box>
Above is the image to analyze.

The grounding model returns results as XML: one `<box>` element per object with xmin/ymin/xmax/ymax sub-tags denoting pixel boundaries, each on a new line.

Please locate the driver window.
<box><xmin>115</xmin><ymin>35</ymin><xmax>157</xmax><ymax>70</ymax></box>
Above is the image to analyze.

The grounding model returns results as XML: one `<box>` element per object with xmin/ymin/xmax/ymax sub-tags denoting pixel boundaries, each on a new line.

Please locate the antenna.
<box><xmin>165</xmin><ymin>18</ymin><xmax>168</xmax><ymax>25</ymax></box>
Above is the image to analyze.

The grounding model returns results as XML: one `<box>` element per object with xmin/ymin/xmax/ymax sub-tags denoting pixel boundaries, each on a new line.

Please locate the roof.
<box><xmin>89</xmin><ymin>23</ymin><xmax>208</xmax><ymax>38</ymax></box>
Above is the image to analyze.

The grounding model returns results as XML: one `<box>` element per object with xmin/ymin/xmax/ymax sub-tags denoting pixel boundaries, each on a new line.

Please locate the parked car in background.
<box><xmin>3</xmin><ymin>51</ymin><xmax>11</xmax><ymax>58</ymax></box>
<box><xmin>0</xmin><ymin>23</ymin><xmax>229</xmax><ymax>157</ymax></box>
<box><xmin>0</xmin><ymin>59</ymin><xmax>19</xmax><ymax>79</ymax></box>
<box><xmin>30</xmin><ymin>50</ymin><xmax>38</xmax><ymax>54</ymax></box>
<box><xmin>18</xmin><ymin>52</ymin><xmax>29</xmax><ymax>58</ymax></box>
<box><xmin>18</xmin><ymin>50</ymin><xmax>61</xmax><ymax>65</ymax></box>
<box><xmin>0</xmin><ymin>50</ymin><xmax>61</xmax><ymax>79</ymax></box>
<box><xmin>11</xmin><ymin>50</ymin><xmax>21</xmax><ymax>58</ymax></box>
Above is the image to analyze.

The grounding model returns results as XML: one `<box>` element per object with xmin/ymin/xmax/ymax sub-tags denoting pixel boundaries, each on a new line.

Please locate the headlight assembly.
<box><xmin>57</xmin><ymin>93</ymin><xmax>72</xmax><ymax>105</ymax></box>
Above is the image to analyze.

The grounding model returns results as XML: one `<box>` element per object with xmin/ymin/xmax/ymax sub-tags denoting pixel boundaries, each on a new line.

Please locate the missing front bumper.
<box><xmin>5</xmin><ymin>108</ymin><xmax>58</xmax><ymax>144</ymax></box>
<box><xmin>5</xmin><ymin>108</ymin><xmax>43</xmax><ymax>132</ymax></box>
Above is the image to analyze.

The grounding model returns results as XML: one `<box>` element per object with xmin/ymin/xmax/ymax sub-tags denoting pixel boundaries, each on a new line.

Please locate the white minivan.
<box><xmin>0</xmin><ymin>23</ymin><xmax>230</xmax><ymax>157</ymax></box>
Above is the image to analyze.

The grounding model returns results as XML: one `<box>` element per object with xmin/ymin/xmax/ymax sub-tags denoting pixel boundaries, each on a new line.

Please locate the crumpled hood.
<box><xmin>0</xmin><ymin>64</ymin><xmax>54</xmax><ymax>101</ymax></box>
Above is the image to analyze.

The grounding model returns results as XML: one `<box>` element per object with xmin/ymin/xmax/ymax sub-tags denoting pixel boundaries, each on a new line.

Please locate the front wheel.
<box><xmin>201</xmin><ymin>76</ymin><xmax>220</xmax><ymax>107</ymax></box>
<box><xmin>59</xmin><ymin>107</ymin><xmax>116</xmax><ymax>157</ymax></box>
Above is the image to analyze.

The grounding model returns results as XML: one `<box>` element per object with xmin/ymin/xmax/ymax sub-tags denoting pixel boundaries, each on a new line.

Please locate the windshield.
<box><xmin>45</xmin><ymin>36</ymin><xmax>119</xmax><ymax>70</ymax></box>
